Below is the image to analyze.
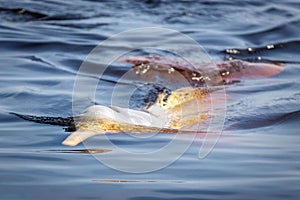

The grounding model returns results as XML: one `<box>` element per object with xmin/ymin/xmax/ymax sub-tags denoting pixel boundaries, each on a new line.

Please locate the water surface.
<box><xmin>0</xmin><ymin>0</ymin><xmax>300</xmax><ymax>199</ymax></box>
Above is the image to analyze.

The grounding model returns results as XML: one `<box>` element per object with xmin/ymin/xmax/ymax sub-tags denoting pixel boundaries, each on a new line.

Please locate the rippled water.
<box><xmin>1</xmin><ymin>0</ymin><xmax>300</xmax><ymax>199</ymax></box>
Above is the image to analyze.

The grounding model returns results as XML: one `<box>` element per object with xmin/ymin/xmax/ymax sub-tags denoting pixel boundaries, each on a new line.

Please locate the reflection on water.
<box><xmin>42</xmin><ymin>149</ymin><xmax>112</xmax><ymax>154</ymax></box>
<box><xmin>94</xmin><ymin>179</ymin><xmax>184</xmax><ymax>183</ymax></box>
<box><xmin>0</xmin><ymin>0</ymin><xmax>300</xmax><ymax>199</ymax></box>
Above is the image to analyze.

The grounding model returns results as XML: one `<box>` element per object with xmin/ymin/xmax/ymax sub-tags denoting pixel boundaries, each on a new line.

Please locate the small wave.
<box><xmin>223</xmin><ymin>40</ymin><xmax>300</xmax><ymax>63</ymax></box>
<box><xmin>234</xmin><ymin>17</ymin><xmax>300</xmax><ymax>42</ymax></box>
<box><xmin>0</xmin><ymin>7</ymin><xmax>47</xmax><ymax>22</ymax></box>
<box><xmin>227</xmin><ymin>110</ymin><xmax>300</xmax><ymax>131</ymax></box>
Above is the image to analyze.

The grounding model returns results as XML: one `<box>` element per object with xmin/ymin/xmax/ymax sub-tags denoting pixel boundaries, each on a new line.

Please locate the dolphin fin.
<box><xmin>62</xmin><ymin>131</ymin><xmax>101</xmax><ymax>146</ymax></box>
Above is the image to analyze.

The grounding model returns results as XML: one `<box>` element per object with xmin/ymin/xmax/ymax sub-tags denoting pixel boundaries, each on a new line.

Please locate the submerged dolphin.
<box><xmin>119</xmin><ymin>56</ymin><xmax>283</xmax><ymax>85</ymax></box>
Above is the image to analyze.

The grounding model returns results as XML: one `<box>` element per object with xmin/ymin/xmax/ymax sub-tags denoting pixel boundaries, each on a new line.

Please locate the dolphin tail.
<box><xmin>10</xmin><ymin>112</ymin><xmax>75</xmax><ymax>130</ymax></box>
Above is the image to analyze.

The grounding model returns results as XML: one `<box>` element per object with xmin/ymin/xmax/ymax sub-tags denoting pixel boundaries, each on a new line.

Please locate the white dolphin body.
<box><xmin>62</xmin><ymin>87</ymin><xmax>212</xmax><ymax>146</ymax></box>
<box><xmin>62</xmin><ymin>105</ymin><xmax>167</xmax><ymax>146</ymax></box>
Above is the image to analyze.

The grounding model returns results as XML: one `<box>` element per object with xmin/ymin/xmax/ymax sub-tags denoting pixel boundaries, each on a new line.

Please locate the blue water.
<box><xmin>0</xmin><ymin>0</ymin><xmax>300</xmax><ymax>199</ymax></box>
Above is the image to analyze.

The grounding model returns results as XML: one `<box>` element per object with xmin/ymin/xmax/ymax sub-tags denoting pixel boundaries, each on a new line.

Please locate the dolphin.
<box><xmin>119</xmin><ymin>56</ymin><xmax>283</xmax><ymax>85</ymax></box>
<box><xmin>62</xmin><ymin>87</ymin><xmax>212</xmax><ymax>146</ymax></box>
<box><xmin>12</xmin><ymin>56</ymin><xmax>283</xmax><ymax>146</ymax></box>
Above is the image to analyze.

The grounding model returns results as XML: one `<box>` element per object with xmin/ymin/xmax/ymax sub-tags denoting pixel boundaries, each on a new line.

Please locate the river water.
<box><xmin>0</xmin><ymin>0</ymin><xmax>300</xmax><ymax>199</ymax></box>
